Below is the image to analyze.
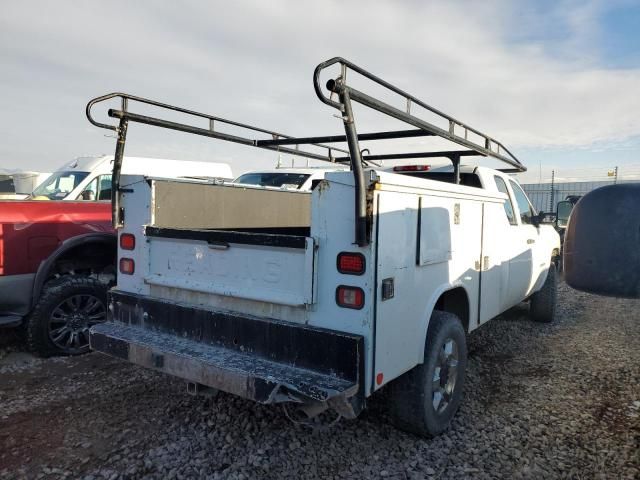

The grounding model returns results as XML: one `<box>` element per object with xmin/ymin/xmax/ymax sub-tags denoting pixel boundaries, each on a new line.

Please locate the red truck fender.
<box><xmin>31</xmin><ymin>232</ymin><xmax>116</xmax><ymax>309</ymax></box>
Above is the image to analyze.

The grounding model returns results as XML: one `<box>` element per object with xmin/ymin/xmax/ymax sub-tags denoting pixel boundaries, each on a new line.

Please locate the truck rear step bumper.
<box><xmin>90</xmin><ymin>291</ymin><xmax>364</xmax><ymax>416</ymax></box>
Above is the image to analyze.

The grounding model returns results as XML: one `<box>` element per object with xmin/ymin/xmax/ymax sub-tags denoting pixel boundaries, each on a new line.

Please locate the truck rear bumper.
<box><xmin>90</xmin><ymin>290</ymin><xmax>365</xmax><ymax>417</ymax></box>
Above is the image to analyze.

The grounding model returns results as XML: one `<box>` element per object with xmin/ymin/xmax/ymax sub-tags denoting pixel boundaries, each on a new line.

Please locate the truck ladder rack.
<box><xmin>87</xmin><ymin>58</ymin><xmax>525</xmax><ymax>246</ymax></box>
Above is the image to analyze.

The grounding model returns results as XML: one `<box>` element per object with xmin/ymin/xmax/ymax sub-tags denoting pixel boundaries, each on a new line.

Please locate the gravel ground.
<box><xmin>0</xmin><ymin>283</ymin><xmax>638</xmax><ymax>479</ymax></box>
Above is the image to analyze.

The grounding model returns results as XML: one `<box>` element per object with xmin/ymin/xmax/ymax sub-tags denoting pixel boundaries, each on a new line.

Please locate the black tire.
<box><xmin>25</xmin><ymin>276</ymin><xmax>108</xmax><ymax>357</ymax></box>
<box><xmin>387</xmin><ymin>310</ymin><xmax>467</xmax><ymax>437</ymax></box>
<box><xmin>529</xmin><ymin>265</ymin><xmax>557</xmax><ymax>323</ymax></box>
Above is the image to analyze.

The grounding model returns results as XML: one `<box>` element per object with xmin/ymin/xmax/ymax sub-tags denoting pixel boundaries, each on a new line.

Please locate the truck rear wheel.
<box><xmin>529</xmin><ymin>265</ymin><xmax>557</xmax><ymax>323</ymax></box>
<box><xmin>26</xmin><ymin>276</ymin><xmax>108</xmax><ymax>357</ymax></box>
<box><xmin>387</xmin><ymin>310</ymin><xmax>467</xmax><ymax>437</ymax></box>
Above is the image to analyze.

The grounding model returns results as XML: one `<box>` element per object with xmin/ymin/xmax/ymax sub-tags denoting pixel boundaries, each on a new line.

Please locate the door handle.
<box><xmin>208</xmin><ymin>241</ymin><xmax>230</xmax><ymax>250</ymax></box>
<box><xmin>527</xmin><ymin>239</ymin><xmax>535</xmax><ymax>244</ymax></box>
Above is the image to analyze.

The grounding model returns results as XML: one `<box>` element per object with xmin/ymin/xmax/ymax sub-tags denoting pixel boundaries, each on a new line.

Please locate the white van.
<box><xmin>30</xmin><ymin>155</ymin><xmax>233</xmax><ymax>201</ymax></box>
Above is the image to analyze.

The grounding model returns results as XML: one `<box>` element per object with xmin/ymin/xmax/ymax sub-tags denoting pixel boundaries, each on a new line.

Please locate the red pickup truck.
<box><xmin>0</xmin><ymin>201</ymin><xmax>114</xmax><ymax>356</ymax></box>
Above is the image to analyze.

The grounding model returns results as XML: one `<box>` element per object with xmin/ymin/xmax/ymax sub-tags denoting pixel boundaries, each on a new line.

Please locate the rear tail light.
<box><xmin>120</xmin><ymin>233</ymin><xmax>136</xmax><ymax>250</ymax></box>
<box><xmin>393</xmin><ymin>165</ymin><xmax>430</xmax><ymax>172</ymax></box>
<box><xmin>119</xmin><ymin>258</ymin><xmax>135</xmax><ymax>275</ymax></box>
<box><xmin>336</xmin><ymin>286</ymin><xmax>364</xmax><ymax>309</ymax></box>
<box><xmin>337</xmin><ymin>252</ymin><xmax>365</xmax><ymax>275</ymax></box>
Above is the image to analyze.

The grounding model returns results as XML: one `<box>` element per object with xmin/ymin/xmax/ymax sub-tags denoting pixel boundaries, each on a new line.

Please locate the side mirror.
<box><xmin>555</xmin><ymin>200</ymin><xmax>573</xmax><ymax>228</ymax></box>
<box><xmin>564</xmin><ymin>184</ymin><xmax>640</xmax><ymax>298</ymax></box>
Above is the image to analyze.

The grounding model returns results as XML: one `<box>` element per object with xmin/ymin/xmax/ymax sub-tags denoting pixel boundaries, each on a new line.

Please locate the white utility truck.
<box><xmin>86</xmin><ymin>60</ymin><xmax>560</xmax><ymax>437</ymax></box>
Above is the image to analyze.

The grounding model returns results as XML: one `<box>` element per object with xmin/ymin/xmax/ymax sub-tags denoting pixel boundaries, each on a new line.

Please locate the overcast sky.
<box><xmin>1</xmin><ymin>0</ymin><xmax>639</xmax><ymax>182</ymax></box>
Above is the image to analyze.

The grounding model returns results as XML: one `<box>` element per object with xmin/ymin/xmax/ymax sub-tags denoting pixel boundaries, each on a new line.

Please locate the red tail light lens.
<box><xmin>337</xmin><ymin>252</ymin><xmax>365</xmax><ymax>275</ymax></box>
<box><xmin>119</xmin><ymin>258</ymin><xmax>135</xmax><ymax>275</ymax></box>
<box><xmin>120</xmin><ymin>233</ymin><xmax>135</xmax><ymax>250</ymax></box>
<box><xmin>336</xmin><ymin>286</ymin><xmax>364</xmax><ymax>309</ymax></box>
<box><xmin>393</xmin><ymin>165</ymin><xmax>430</xmax><ymax>172</ymax></box>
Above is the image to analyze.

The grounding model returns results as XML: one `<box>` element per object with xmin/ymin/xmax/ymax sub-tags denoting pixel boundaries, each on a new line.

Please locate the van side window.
<box><xmin>494</xmin><ymin>176</ymin><xmax>516</xmax><ymax>225</ymax></box>
<box><xmin>97</xmin><ymin>175</ymin><xmax>112</xmax><ymax>200</ymax></box>
<box><xmin>509</xmin><ymin>180</ymin><xmax>535</xmax><ymax>225</ymax></box>
<box><xmin>77</xmin><ymin>174</ymin><xmax>112</xmax><ymax>201</ymax></box>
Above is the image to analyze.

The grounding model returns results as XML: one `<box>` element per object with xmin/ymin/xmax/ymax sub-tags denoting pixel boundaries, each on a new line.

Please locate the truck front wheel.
<box><xmin>26</xmin><ymin>276</ymin><xmax>108</xmax><ymax>357</ymax></box>
<box><xmin>387</xmin><ymin>310</ymin><xmax>467</xmax><ymax>437</ymax></box>
<box><xmin>529</xmin><ymin>265</ymin><xmax>557</xmax><ymax>323</ymax></box>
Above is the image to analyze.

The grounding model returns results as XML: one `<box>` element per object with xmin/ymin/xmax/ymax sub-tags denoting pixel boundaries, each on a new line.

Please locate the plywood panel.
<box><xmin>151</xmin><ymin>181</ymin><xmax>311</xmax><ymax>229</ymax></box>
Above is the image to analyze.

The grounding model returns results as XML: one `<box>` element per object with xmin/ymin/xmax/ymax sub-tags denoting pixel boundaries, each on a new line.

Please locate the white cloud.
<box><xmin>0</xmin><ymin>0</ymin><xmax>638</xmax><ymax>173</ymax></box>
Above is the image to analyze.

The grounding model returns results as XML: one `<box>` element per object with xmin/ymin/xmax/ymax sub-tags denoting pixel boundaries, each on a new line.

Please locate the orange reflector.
<box><xmin>120</xmin><ymin>233</ymin><xmax>136</xmax><ymax>250</ymax></box>
<box><xmin>393</xmin><ymin>165</ymin><xmax>430</xmax><ymax>172</ymax></box>
<box><xmin>337</xmin><ymin>252</ymin><xmax>365</xmax><ymax>275</ymax></box>
<box><xmin>119</xmin><ymin>258</ymin><xmax>135</xmax><ymax>275</ymax></box>
<box><xmin>336</xmin><ymin>286</ymin><xmax>364</xmax><ymax>310</ymax></box>
<box><xmin>376</xmin><ymin>373</ymin><xmax>384</xmax><ymax>385</ymax></box>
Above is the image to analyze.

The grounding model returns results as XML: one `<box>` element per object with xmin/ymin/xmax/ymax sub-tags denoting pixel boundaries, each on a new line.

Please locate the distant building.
<box><xmin>522</xmin><ymin>179</ymin><xmax>640</xmax><ymax>213</ymax></box>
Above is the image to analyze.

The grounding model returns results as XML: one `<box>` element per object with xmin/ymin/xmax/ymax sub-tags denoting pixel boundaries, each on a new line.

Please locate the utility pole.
<box><xmin>549</xmin><ymin>170</ymin><xmax>556</xmax><ymax>212</ymax></box>
<box><xmin>539</xmin><ymin>159</ymin><xmax>542</xmax><ymax>183</ymax></box>
<box><xmin>549</xmin><ymin>170</ymin><xmax>555</xmax><ymax>212</ymax></box>
<box><xmin>614</xmin><ymin>166</ymin><xmax>618</xmax><ymax>184</ymax></box>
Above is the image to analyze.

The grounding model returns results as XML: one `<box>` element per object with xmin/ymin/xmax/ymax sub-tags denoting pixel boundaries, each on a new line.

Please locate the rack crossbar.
<box><xmin>256</xmin><ymin>129</ymin><xmax>433</xmax><ymax>147</ymax></box>
<box><xmin>333</xmin><ymin>150</ymin><xmax>483</xmax><ymax>163</ymax></box>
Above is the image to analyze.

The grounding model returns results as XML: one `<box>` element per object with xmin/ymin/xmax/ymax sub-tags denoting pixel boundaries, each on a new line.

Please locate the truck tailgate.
<box><xmin>144</xmin><ymin>227</ymin><xmax>315</xmax><ymax>307</ymax></box>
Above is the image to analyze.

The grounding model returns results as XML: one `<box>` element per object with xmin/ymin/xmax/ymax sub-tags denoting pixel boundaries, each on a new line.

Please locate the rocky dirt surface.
<box><xmin>0</xmin><ymin>283</ymin><xmax>638</xmax><ymax>479</ymax></box>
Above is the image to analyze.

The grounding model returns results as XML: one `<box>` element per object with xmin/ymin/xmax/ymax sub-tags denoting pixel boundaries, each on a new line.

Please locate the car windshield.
<box><xmin>31</xmin><ymin>171</ymin><xmax>90</xmax><ymax>200</ymax></box>
<box><xmin>234</xmin><ymin>172</ymin><xmax>311</xmax><ymax>189</ymax></box>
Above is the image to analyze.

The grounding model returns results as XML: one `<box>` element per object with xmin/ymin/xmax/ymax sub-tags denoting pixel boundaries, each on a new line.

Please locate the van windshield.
<box><xmin>234</xmin><ymin>172</ymin><xmax>310</xmax><ymax>189</ymax></box>
<box><xmin>31</xmin><ymin>171</ymin><xmax>90</xmax><ymax>200</ymax></box>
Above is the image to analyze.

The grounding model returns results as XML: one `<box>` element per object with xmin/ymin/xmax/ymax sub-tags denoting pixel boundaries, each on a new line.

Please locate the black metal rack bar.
<box><xmin>256</xmin><ymin>129</ymin><xmax>433</xmax><ymax>147</ymax></box>
<box><xmin>333</xmin><ymin>150</ymin><xmax>482</xmax><ymax>163</ymax></box>
<box><xmin>108</xmin><ymin>109</ymin><xmax>331</xmax><ymax>162</ymax></box>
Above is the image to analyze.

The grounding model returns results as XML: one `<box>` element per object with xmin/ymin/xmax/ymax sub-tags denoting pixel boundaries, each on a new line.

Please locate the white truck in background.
<box><xmin>30</xmin><ymin>155</ymin><xmax>233</xmax><ymax>201</ymax></box>
<box><xmin>86</xmin><ymin>59</ymin><xmax>560</xmax><ymax>437</ymax></box>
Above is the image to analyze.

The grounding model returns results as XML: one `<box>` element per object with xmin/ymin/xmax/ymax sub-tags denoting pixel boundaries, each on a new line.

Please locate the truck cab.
<box><xmin>390</xmin><ymin>164</ymin><xmax>559</xmax><ymax>310</ymax></box>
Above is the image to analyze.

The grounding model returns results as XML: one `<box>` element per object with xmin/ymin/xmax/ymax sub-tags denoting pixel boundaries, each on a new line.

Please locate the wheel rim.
<box><xmin>431</xmin><ymin>337</ymin><xmax>459</xmax><ymax>414</ymax></box>
<box><xmin>48</xmin><ymin>294</ymin><xmax>106</xmax><ymax>353</ymax></box>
